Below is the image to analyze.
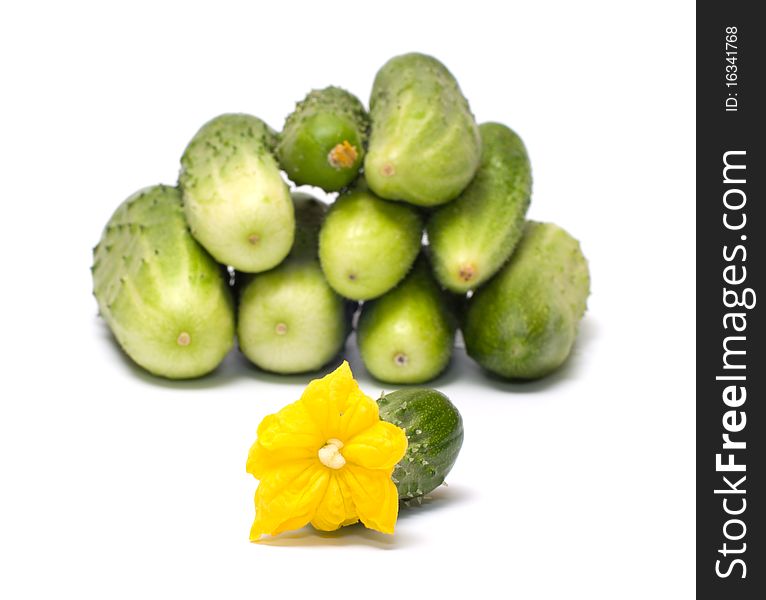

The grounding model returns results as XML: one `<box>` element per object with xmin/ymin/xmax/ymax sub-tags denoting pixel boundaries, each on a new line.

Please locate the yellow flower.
<box><xmin>246</xmin><ymin>361</ymin><xmax>408</xmax><ymax>540</ymax></box>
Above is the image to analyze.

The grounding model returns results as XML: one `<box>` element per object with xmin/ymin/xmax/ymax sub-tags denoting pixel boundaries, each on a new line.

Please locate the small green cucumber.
<box><xmin>237</xmin><ymin>193</ymin><xmax>353</xmax><ymax>373</ymax></box>
<box><xmin>179</xmin><ymin>113</ymin><xmax>294</xmax><ymax>273</ymax></box>
<box><xmin>357</xmin><ymin>258</ymin><xmax>456</xmax><ymax>383</ymax></box>
<box><xmin>378</xmin><ymin>388</ymin><xmax>464</xmax><ymax>501</ymax></box>
<box><xmin>365</xmin><ymin>53</ymin><xmax>481</xmax><ymax>206</ymax></box>
<box><xmin>427</xmin><ymin>122</ymin><xmax>532</xmax><ymax>292</ymax></box>
<box><xmin>91</xmin><ymin>185</ymin><xmax>235</xmax><ymax>379</ymax></box>
<box><xmin>277</xmin><ymin>86</ymin><xmax>369</xmax><ymax>191</ymax></box>
<box><xmin>463</xmin><ymin>221</ymin><xmax>591</xmax><ymax>379</ymax></box>
<box><xmin>318</xmin><ymin>182</ymin><xmax>422</xmax><ymax>300</ymax></box>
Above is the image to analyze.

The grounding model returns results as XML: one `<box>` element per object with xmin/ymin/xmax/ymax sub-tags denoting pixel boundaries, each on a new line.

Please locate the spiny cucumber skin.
<box><xmin>179</xmin><ymin>113</ymin><xmax>294</xmax><ymax>273</ymax></box>
<box><xmin>357</xmin><ymin>259</ymin><xmax>456</xmax><ymax>384</ymax></box>
<box><xmin>463</xmin><ymin>221</ymin><xmax>590</xmax><ymax>379</ymax></box>
<box><xmin>378</xmin><ymin>388</ymin><xmax>464</xmax><ymax>501</ymax></box>
<box><xmin>238</xmin><ymin>194</ymin><xmax>352</xmax><ymax>374</ymax></box>
<box><xmin>92</xmin><ymin>185</ymin><xmax>235</xmax><ymax>379</ymax></box>
<box><xmin>277</xmin><ymin>87</ymin><xmax>369</xmax><ymax>192</ymax></box>
<box><xmin>427</xmin><ymin>122</ymin><xmax>532</xmax><ymax>292</ymax></box>
<box><xmin>318</xmin><ymin>183</ymin><xmax>423</xmax><ymax>300</ymax></box>
<box><xmin>365</xmin><ymin>53</ymin><xmax>481</xmax><ymax>206</ymax></box>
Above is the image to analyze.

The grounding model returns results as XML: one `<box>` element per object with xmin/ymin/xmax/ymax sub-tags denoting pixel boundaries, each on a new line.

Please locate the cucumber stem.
<box><xmin>327</xmin><ymin>140</ymin><xmax>358</xmax><ymax>169</ymax></box>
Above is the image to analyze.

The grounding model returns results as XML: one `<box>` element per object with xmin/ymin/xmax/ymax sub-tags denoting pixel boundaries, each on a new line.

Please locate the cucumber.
<box><xmin>427</xmin><ymin>122</ymin><xmax>532</xmax><ymax>292</ymax></box>
<box><xmin>179</xmin><ymin>113</ymin><xmax>294</xmax><ymax>273</ymax></box>
<box><xmin>378</xmin><ymin>388</ymin><xmax>464</xmax><ymax>500</ymax></box>
<box><xmin>91</xmin><ymin>185</ymin><xmax>235</xmax><ymax>379</ymax></box>
<box><xmin>463</xmin><ymin>221</ymin><xmax>591</xmax><ymax>379</ymax></box>
<box><xmin>357</xmin><ymin>258</ymin><xmax>456</xmax><ymax>383</ymax></box>
<box><xmin>277</xmin><ymin>86</ymin><xmax>369</xmax><ymax>191</ymax></box>
<box><xmin>237</xmin><ymin>193</ymin><xmax>353</xmax><ymax>373</ymax></box>
<box><xmin>365</xmin><ymin>53</ymin><xmax>481</xmax><ymax>206</ymax></box>
<box><xmin>318</xmin><ymin>182</ymin><xmax>422</xmax><ymax>300</ymax></box>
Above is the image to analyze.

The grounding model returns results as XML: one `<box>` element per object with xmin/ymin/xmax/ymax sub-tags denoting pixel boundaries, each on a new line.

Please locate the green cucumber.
<box><xmin>357</xmin><ymin>258</ymin><xmax>456</xmax><ymax>383</ymax></box>
<box><xmin>91</xmin><ymin>185</ymin><xmax>235</xmax><ymax>379</ymax></box>
<box><xmin>179</xmin><ymin>113</ymin><xmax>294</xmax><ymax>273</ymax></box>
<box><xmin>237</xmin><ymin>193</ymin><xmax>353</xmax><ymax>373</ymax></box>
<box><xmin>277</xmin><ymin>86</ymin><xmax>369</xmax><ymax>191</ymax></box>
<box><xmin>378</xmin><ymin>388</ymin><xmax>464</xmax><ymax>500</ymax></box>
<box><xmin>318</xmin><ymin>182</ymin><xmax>422</xmax><ymax>300</ymax></box>
<box><xmin>463</xmin><ymin>221</ymin><xmax>591</xmax><ymax>379</ymax></box>
<box><xmin>427</xmin><ymin>122</ymin><xmax>532</xmax><ymax>292</ymax></box>
<box><xmin>365</xmin><ymin>53</ymin><xmax>481</xmax><ymax>206</ymax></box>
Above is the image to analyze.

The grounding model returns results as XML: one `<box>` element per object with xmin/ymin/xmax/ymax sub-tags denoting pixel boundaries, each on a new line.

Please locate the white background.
<box><xmin>0</xmin><ymin>1</ymin><xmax>695</xmax><ymax>598</ymax></box>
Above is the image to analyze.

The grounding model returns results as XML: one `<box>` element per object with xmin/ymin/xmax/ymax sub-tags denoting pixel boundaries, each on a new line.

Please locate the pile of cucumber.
<box><xmin>92</xmin><ymin>52</ymin><xmax>590</xmax><ymax>383</ymax></box>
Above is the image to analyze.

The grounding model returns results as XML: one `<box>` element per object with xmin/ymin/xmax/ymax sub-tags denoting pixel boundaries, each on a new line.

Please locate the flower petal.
<box><xmin>256</xmin><ymin>402</ymin><xmax>324</xmax><ymax>453</ymax></box>
<box><xmin>299</xmin><ymin>361</ymin><xmax>359</xmax><ymax>439</ymax></box>
<box><xmin>341</xmin><ymin>464</ymin><xmax>399</xmax><ymax>534</ymax></box>
<box><xmin>310</xmin><ymin>473</ymin><xmax>358</xmax><ymax>531</ymax></box>
<box><xmin>250</xmin><ymin>460</ymin><xmax>329</xmax><ymax>540</ymax></box>
<box><xmin>299</xmin><ymin>376</ymin><xmax>337</xmax><ymax>439</ymax></box>
<box><xmin>328</xmin><ymin>361</ymin><xmax>358</xmax><ymax>410</ymax></box>
<box><xmin>337</xmin><ymin>388</ymin><xmax>381</xmax><ymax>441</ymax></box>
<box><xmin>246</xmin><ymin>440</ymin><xmax>314</xmax><ymax>480</ymax></box>
<box><xmin>343</xmin><ymin>421</ymin><xmax>408</xmax><ymax>470</ymax></box>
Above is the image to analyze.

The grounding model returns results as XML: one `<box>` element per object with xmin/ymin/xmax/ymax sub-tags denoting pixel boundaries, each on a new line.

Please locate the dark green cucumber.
<box><xmin>378</xmin><ymin>388</ymin><xmax>464</xmax><ymax>500</ymax></box>
<box><xmin>463</xmin><ymin>221</ymin><xmax>590</xmax><ymax>379</ymax></box>
<box><xmin>427</xmin><ymin>122</ymin><xmax>532</xmax><ymax>292</ymax></box>
<box><xmin>357</xmin><ymin>258</ymin><xmax>456</xmax><ymax>383</ymax></box>
<box><xmin>277</xmin><ymin>86</ymin><xmax>369</xmax><ymax>191</ymax></box>
<box><xmin>237</xmin><ymin>193</ymin><xmax>352</xmax><ymax>373</ymax></box>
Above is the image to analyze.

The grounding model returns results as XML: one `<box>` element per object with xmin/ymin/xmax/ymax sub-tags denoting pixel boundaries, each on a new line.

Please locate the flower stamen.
<box><xmin>318</xmin><ymin>438</ymin><xmax>346</xmax><ymax>470</ymax></box>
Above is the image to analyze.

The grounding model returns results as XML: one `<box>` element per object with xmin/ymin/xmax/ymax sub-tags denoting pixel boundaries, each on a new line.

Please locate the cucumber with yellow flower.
<box><xmin>378</xmin><ymin>388</ymin><xmax>464</xmax><ymax>501</ymax></box>
<box><xmin>245</xmin><ymin>363</ymin><xmax>464</xmax><ymax>539</ymax></box>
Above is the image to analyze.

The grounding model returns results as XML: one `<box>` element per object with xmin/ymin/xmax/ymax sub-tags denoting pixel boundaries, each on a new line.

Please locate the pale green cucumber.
<box><xmin>357</xmin><ymin>258</ymin><xmax>456</xmax><ymax>383</ymax></box>
<box><xmin>427</xmin><ymin>122</ymin><xmax>531</xmax><ymax>292</ymax></box>
<box><xmin>179</xmin><ymin>113</ymin><xmax>294</xmax><ymax>273</ymax></box>
<box><xmin>91</xmin><ymin>185</ymin><xmax>235</xmax><ymax>379</ymax></box>
<box><xmin>237</xmin><ymin>193</ymin><xmax>352</xmax><ymax>373</ymax></box>
<box><xmin>318</xmin><ymin>183</ymin><xmax>422</xmax><ymax>300</ymax></box>
<box><xmin>365</xmin><ymin>53</ymin><xmax>481</xmax><ymax>206</ymax></box>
